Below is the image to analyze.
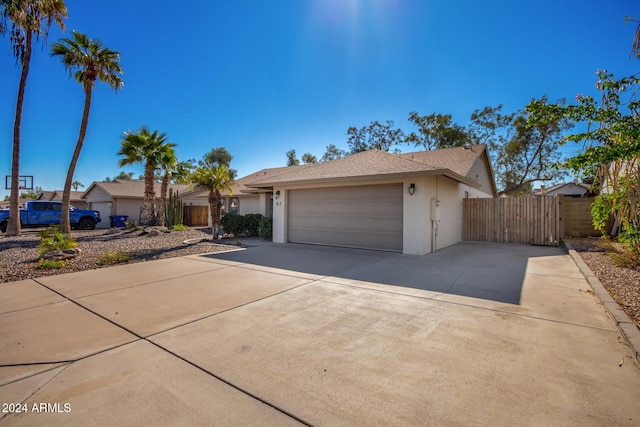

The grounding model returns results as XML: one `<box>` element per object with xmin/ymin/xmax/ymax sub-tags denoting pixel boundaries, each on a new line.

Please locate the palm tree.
<box><xmin>71</xmin><ymin>180</ymin><xmax>84</xmax><ymax>191</ymax></box>
<box><xmin>51</xmin><ymin>31</ymin><xmax>123</xmax><ymax>233</ymax></box>
<box><xmin>1</xmin><ymin>0</ymin><xmax>67</xmax><ymax>236</ymax></box>
<box><xmin>190</xmin><ymin>165</ymin><xmax>234</xmax><ymax>239</ymax></box>
<box><xmin>157</xmin><ymin>146</ymin><xmax>177</xmax><ymax>228</ymax></box>
<box><xmin>118</xmin><ymin>127</ymin><xmax>175</xmax><ymax>225</ymax></box>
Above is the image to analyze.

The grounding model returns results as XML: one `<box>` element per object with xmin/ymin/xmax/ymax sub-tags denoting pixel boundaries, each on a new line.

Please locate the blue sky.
<box><xmin>1</xmin><ymin>0</ymin><xmax>638</xmax><ymax>198</ymax></box>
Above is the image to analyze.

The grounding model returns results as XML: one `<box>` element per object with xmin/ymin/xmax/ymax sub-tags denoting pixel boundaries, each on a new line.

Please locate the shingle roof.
<box><xmin>397</xmin><ymin>144</ymin><xmax>485</xmax><ymax>177</ymax></box>
<box><xmin>85</xmin><ymin>180</ymin><xmax>191</xmax><ymax>198</ymax></box>
<box><xmin>48</xmin><ymin>190</ymin><xmax>86</xmax><ymax>201</ymax></box>
<box><xmin>246</xmin><ymin>145</ymin><xmax>488</xmax><ymax>188</ymax></box>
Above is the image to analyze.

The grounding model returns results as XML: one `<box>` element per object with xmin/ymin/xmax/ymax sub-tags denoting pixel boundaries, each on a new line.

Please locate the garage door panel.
<box><xmin>288</xmin><ymin>184</ymin><xmax>403</xmax><ymax>251</ymax></box>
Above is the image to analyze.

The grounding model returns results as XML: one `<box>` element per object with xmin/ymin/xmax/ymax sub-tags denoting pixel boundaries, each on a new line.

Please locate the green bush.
<box><xmin>244</xmin><ymin>213</ymin><xmax>263</xmax><ymax>236</ymax></box>
<box><xmin>591</xmin><ymin>194</ymin><xmax>614</xmax><ymax>235</ymax></box>
<box><xmin>172</xmin><ymin>224</ymin><xmax>189</xmax><ymax>231</ymax></box>
<box><xmin>37</xmin><ymin>226</ymin><xmax>77</xmax><ymax>255</ymax></box>
<box><xmin>259</xmin><ymin>217</ymin><xmax>273</xmax><ymax>240</ymax></box>
<box><xmin>221</xmin><ymin>213</ymin><xmax>265</xmax><ymax>237</ymax></box>
<box><xmin>220</xmin><ymin>214</ymin><xmax>245</xmax><ymax>236</ymax></box>
<box><xmin>619</xmin><ymin>223</ymin><xmax>640</xmax><ymax>261</ymax></box>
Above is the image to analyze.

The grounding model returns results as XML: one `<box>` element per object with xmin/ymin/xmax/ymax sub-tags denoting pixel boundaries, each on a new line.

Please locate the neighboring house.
<box><xmin>37</xmin><ymin>191</ymin><xmax>54</xmax><ymax>201</ymax></box>
<box><xmin>244</xmin><ymin>144</ymin><xmax>497</xmax><ymax>255</ymax></box>
<box><xmin>534</xmin><ymin>182</ymin><xmax>589</xmax><ymax>198</ymax></box>
<box><xmin>44</xmin><ymin>190</ymin><xmax>88</xmax><ymax>209</ymax></box>
<box><xmin>82</xmin><ymin>180</ymin><xmax>192</xmax><ymax>228</ymax></box>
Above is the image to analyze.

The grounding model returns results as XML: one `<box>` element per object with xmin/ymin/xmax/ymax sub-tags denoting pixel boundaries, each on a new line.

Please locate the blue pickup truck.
<box><xmin>0</xmin><ymin>201</ymin><xmax>101</xmax><ymax>232</ymax></box>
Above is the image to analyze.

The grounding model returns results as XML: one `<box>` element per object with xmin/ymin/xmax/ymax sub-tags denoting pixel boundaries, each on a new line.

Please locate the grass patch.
<box><xmin>36</xmin><ymin>259</ymin><xmax>67</xmax><ymax>269</ymax></box>
<box><xmin>98</xmin><ymin>250</ymin><xmax>132</xmax><ymax>265</ymax></box>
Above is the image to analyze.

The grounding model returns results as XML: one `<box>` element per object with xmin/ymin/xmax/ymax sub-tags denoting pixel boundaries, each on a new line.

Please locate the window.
<box><xmin>230</xmin><ymin>197</ymin><xmax>239</xmax><ymax>215</ymax></box>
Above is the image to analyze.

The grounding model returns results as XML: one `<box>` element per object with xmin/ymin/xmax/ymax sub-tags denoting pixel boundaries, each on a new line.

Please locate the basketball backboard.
<box><xmin>5</xmin><ymin>175</ymin><xmax>34</xmax><ymax>190</ymax></box>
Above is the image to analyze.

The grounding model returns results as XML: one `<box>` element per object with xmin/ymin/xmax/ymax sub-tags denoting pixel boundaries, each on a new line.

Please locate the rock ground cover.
<box><xmin>0</xmin><ymin>227</ymin><xmax>238</xmax><ymax>283</ymax></box>
<box><xmin>566</xmin><ymin>238</ymin><xmax>640</xmax><ymax>330</ymax></box>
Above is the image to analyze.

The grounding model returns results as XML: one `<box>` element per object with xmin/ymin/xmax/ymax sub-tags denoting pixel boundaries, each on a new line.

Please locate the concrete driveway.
<box><xmin>0</xmin><ymin>241</ymin><xmax>638</xmax><ymax>426</ymax></box>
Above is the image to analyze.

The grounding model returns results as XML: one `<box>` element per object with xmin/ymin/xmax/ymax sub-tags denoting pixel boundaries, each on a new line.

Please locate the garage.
<box><xmin>90</xmin><ymin>202</ymin><xmax>112</xmax><ymax>229</ymax></box>
<box><xmin>287</xmin><ymin>184</ymin><xmax>403</xmax><ymax>251</ymax></box>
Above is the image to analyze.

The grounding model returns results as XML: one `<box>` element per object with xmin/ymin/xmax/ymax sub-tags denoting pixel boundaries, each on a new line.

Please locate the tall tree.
<box><xmin>51</xmin><ymin>31</ymin><xmax>123</xmax><ymax>232</ymax></box>
<box><xmin>201</xmin><ymin>147</ymin><xmax>236</xmax><ymax>178</ymax></box>
<box><xmin>469</xmin><ymin>101</ymin><xmax>570</xmax><ymax>196</ymax></box>
<box><xmin>347</xmin><ymin>120</ymin><xmax>404</xmax><ymax>153</ymax></box>
<box><xmin>286</xmin><ymin>149</ymin><xmax>300</xmax><ymax>166</ymax></box>
<box><xmin>528</xmin><ymin>71</ymin><xmax>640</xmax><ymax>255</ymax></box>
<box><xmin>301</xmin><ymin>153</ymin><xmax>317</xmax><ymax>164</ymax></box>
<box><xmin>190</xmin><ymin>165</ymin><xmax>234</xmax><ymax>240</ymax></box>
<box><xmin>71</xmin><ymin>180</ymin><xmax>84</xmax><ymax>191</ymax></box>
<box><xmin>320</xmin><ymin>144</ymin><xmax>346</xmax><ymax>162</ymax></box>
<box><xmin>405</xmin><ymin>112</ymin><xmax>470</xmax><ymax>150</ymax></box>
<box><xmin>1</xmin><ymin>0</ymin><xmax>67</xmax><ymax>236</ymax></box>
<box><xmin>118</xmin><ymin>127</ymin><xmax>174</xmax><ymax>225</ymax></box>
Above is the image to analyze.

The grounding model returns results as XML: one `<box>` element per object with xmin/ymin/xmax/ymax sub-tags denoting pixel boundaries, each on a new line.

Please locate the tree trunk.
<box><xmin>6</xmin><ymin>31</ymin><xmax>33</xmax><ymax>237</ymax></box>
<box><xmin>209</xmin><ymin>190</ymin><xmax>222</xmax><ymax>240</ymax></box>
<box><xmin>144</xmin><ymin>162</ymin><xmax>156</xmax><ymax>225</ymax></box>
<box><xmin>60</xmin><ymin>84</ymin><xmax>93</xmax><ymax>233</ymax></box>
<box><xmin>158</xmin><ymin>172</ymin><xmax>169</xmax><ymax>227</ymax></box>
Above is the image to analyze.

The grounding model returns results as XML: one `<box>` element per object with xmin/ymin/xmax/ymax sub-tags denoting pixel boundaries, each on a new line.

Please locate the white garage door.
<box><xmin>288</xmin><ymin>184</ymin><xmax>403</xmax><ymax>251</ymax></box>
<box><xmin>90</xmin><ymin>202</ymin><xmax>112</xmax><ymax>229</ymax></box>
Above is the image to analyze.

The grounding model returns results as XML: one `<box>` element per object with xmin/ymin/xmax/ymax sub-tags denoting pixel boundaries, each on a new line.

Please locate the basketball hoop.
<box><xmin>5</xmin><ymin>175</ymin><xmax>34</xmax><ymax>190</ymax></box>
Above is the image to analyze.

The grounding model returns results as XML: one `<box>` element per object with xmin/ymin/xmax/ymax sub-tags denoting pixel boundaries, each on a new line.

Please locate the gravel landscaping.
<box><xmin>566</xmin><ymin>238</ymin><xmax>640</xmax><ymax>330</ymax></box>
<box><xmin>0</xmin><ymin>227</ymin><xmax>239</xmax><ymax>283</ymax></box>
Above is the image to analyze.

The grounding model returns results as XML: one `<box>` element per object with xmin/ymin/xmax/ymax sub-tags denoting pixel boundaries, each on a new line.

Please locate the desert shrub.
<box><xmin>37</xmin><ymin>227</ymin><xmax>77</xmax><ymax>255</ymax></box>
<box><xmin>172</xmin><ymin>224</ymin><xmax>189</xmax><ymax>231</ymax></box>
<box><xmin>36</xmin><ymin>259</ymin><xmax>67</xmax><ymax>269</ymax></box>
<box><xmin>259</xmin><ymin>217</ymin><xmax>273</xmax><ymax>240</ymax></box>
<box><xmin>125</xmin><ymin>221</ymin><xmax>143</xmax><ymax>232</ymax></box>
<box><xmin>98</xmin><ymin>250</ymin><xmax>132</xmax><ymax>265</ymax></box>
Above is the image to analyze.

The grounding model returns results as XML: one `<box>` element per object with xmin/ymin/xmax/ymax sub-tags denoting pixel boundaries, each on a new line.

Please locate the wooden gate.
<box><xmin>183</xmin><ymin>205</ymin><xmax>209</xmax><ymax>227</ymax></box>
<box><xmin>463</xmin><ymin>196</ymin><xmax>563</xmax><ymax>246</ymax></box>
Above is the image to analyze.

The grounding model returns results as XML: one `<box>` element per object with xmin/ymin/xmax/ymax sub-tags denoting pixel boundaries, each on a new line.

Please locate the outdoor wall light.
<box><xmin>107</xmin><ymin>201</ymin><xmax>113</xmax><ymax>208</ymax></box>
<box><xmin>275</xmin><ymin>190</ymin><xmax>281</xmax><ymax>199</ymax></box>
<box><xmin>408</xmin><ymin>183</ymin><xmax>416</xmax><ymax>195</ymax></box>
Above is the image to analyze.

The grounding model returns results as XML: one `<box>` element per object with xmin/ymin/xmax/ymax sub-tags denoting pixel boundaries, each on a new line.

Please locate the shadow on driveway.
<box><xmin>199</xmin><ymin>241</ymin><xmax>569</xmax><ymax>305</ymax></box>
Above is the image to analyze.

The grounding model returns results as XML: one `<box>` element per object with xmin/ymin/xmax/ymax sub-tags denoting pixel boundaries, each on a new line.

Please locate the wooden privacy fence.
<box><xmin>183</xmin><ymin>205</ymin><xmax>209</xmax><ymax>226</ymax></box>
<box><xmin>463</xmin><ymin>196</ymin><xmax>563</xmax><ymax>246</ymax></box>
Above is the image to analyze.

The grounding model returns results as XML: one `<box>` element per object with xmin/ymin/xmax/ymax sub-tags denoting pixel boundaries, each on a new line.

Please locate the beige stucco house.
<box><xmin>535</xmin><ymin>182</ymin><xmax>589</xmax><ymax>198</ymax></box>
<box><xmin>43</xmin><ymin>190</ymin><xmax>88</xmax><ymax>209</ymax></box>
<box><xmin>245</xmin><ymin>144</ymin><xmax>497</xmax><ymax>255</ymax></box>
<box><xmin>82</xmin><ymin>180</ymin><xmax>193</xmax><ymax>228</ymax></box>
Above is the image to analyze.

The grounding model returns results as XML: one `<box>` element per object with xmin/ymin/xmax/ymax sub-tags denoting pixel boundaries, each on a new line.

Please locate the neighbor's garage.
<box><xmin>287</xmin><ymin>184</ymin><xmax>403</xmax><ymax>251</ymax></box>
<box><xmin>89</xmin><ymin>202</ymin><xmax>112</xmax><ymax>229</ymax></box>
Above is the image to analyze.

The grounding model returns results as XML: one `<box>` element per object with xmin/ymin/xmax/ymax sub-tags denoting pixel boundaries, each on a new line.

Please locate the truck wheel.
<box><xmin>0</xmin><ymin>221</ymin><xmax>6</xmax><ymax>233</ymax></box>
<box><xmin>78</xmin><ymin>218</ymin><xmax>96</xmax><ymax>230</ymax></box>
